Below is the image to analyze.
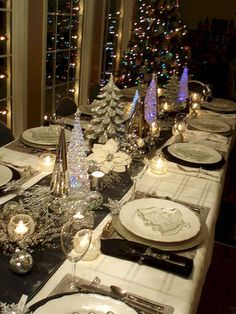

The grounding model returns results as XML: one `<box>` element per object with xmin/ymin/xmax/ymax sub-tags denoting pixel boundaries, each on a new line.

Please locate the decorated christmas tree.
<box><xmin>117</xmin><ymin>0</ymin><xmax>190</xmax><ymax>88</ymax></box>
<box><xmin>85</xmin><ymin>74</ymin><xmax>125</xmax><ymax>144</ymax></box>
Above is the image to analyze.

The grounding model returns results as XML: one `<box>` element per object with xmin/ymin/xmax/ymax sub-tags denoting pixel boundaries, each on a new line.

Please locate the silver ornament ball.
<box><xmin>9</xmin><ymin>250</ymin><xmax>33</xmax><ymax>274</ymax></box>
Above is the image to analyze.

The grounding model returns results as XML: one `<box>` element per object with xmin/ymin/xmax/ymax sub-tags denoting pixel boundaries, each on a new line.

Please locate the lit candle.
<box><xmin>15</xmin><ymin>220</ymin><xmax>28</xmax><ymax>235</ymax></box>
<box><xmin>39</xmin><ymin>153</ymin><xmax>56</xmax><ymax>172</ymax></box>
<box><xmin>90</xmin><ymin>171</ymin><xmax>105</xmax><ymax>191</ymax></box>
<box><xmin>150</xmin><ymin>121</ymin><xmax>160</xmax><ymax>137</ymax></box>
<box><xmin>136</xmin><ymin>137</ymin><xmax>145</xmax><ymax>148</ymax></box>
<box><xmin>150</xmin><ymin>155</ymin><xmax>168</xmax><ymax>175</ymax></box>
<box><xmin>163</xmin><ymin>102</ymin><xmax>169</xmax><ymax>111</ymax></box>
<box><xmin>157</xmin><ymin>88</ymin><xmax>164</xmax><ymax>97</ymax></box>
<box><xmin>82</xmin><ymin>232</ymin><xmax>101</xmax><ymax>261</ymax></box>
<box><xmin>190</xmin><ymin>92</ymin><xmax>201</xmax><ymax>102</ymax></box>
<box><xmin>8</xmin><ymin>214</ymin><xmax>35</xmax><ymax>241</ymax></box>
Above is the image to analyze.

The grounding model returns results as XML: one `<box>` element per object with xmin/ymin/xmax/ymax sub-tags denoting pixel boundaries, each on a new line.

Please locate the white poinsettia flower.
<box><xmin>87</xmin><ymin>139</ymin><xmax>131</xmax><ymax>174</ymax></box>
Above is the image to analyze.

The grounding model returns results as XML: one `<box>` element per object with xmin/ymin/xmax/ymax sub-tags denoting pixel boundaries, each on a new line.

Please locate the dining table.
<box><xmin>0</xmin><ymin>98</ymin><xmax>235</xmax><ymax>314</ymax></box>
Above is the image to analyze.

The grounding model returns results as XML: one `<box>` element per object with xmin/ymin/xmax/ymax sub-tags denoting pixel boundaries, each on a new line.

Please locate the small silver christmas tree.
<box><xmin>67</xmin><ymin>109</ymin><xmax>90</xmax><ymax>197</ymax></box>
<box><xmin>164</xmin><ymin>72</ymin><xmax>179</xmax><ymax>107</ymax></box>
<box><xmin>85</xmin><ymin>74</ymin><xmax>125</xmax><ymax>144</ymax></box>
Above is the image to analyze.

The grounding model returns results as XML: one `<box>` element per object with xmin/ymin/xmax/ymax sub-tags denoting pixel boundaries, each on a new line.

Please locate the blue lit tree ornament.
<box><xmin>178</xmin><ymin>66</ymin><xmax>188</xmax><ymax>103</ymax></box>
<box><xmin>144</xmin><ymin>73</ymin><xmax>158</xmax><ymax>124</ymax></box>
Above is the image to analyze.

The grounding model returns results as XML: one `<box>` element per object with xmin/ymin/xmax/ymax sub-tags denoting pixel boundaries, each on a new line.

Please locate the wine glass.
<box><xmin>173</xmin><ymin>112</ymin><xmax>188</xmax><ymax>142</ymax></box>
<box><xmin>61</xmin><ymin>211</ymin><xmax>94</xmax><ymax>291</ymax></box>
<box><xmin>127</xmin><ymin>157</ymin><xmax>149</xmax><ymax>200</ymax></box>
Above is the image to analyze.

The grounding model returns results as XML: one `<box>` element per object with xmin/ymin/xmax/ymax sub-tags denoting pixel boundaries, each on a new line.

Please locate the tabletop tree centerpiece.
<box><xmin>85</xmin><ymin>74</ymin><xmax>125</xmax><ymax>144</ymax></box>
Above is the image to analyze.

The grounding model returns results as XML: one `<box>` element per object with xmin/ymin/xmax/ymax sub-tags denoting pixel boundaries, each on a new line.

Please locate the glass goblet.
<box><xmin>173</xmin><ymin>113</ymin><xmax>188</xmax><ymax>142</ymax></box>
<box><xmin>61</xmin><ymin>213</ymin><xmax>93</xmax><ymax>291</ymax></box>
<box><xmin>127</xmin><ymin>157</ymin><xmax>149</xmax><ymax>200</ymax></box>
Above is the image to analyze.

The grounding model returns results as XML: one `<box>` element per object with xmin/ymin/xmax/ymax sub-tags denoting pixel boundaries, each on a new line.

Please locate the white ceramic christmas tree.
<box><xmin>67</xmin><ymin>109</ymin><xmax>90</xmax><ymax>198</ymax></box>
<box><xmin>85</xmin><ymin>74</ymin><xmax>125</xmax><ymax>144</ymax></box>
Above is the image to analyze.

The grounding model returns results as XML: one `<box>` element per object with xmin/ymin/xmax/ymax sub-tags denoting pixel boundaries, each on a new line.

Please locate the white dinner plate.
<box><xmin>21</xmin><ymin>126</ymin><xmax>71</xmax><ymax>146</ymax></box>
<box><xmin>201</xmin><ymin>98</ymin><xmax>236</xmax><ymax>112</ymax></box>
<box><xmin>0</xmin><ymin>164</ymin><xmax>13</xmax><ymax>187</ymax></box>
<box><xmin>119</xmin><ymin>198</ymin><xmax>201</xmax><ymax>243</ymax></box>
<box><xmin>167</xmin><ymin>143</ymin><xmax>222</xmax><ymax>165</ymax></box>
<box><xmin>33</xmin><ymin>293</ymin><xmax>137</xmax><ymax>314</ymax></box>
<box><xmin>188</xmin><ymin>117</ymin><xmax>231</xmax><ymax>133</ymax></box>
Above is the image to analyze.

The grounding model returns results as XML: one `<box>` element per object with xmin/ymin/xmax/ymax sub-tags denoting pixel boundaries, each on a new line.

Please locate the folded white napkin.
<box><xmin>167</xmin><ymin>161</ymin><xmax>222</xmax><ymax>182</ymax></box>
<box><xmin>0</xmin><ymin>148</ymin><xmax>40</xmax><ymax>172</ymax></box>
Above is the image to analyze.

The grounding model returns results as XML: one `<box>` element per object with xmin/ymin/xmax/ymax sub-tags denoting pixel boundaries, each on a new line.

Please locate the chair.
<box><xmin>0</xmin><ymin>120</ymin><xmax>14</xmax><ymax>147</ymax></box>
<box><xmin>55</xmin><ymin>97</ymin><xmax>77</xmax><ymax>117</ymax></box>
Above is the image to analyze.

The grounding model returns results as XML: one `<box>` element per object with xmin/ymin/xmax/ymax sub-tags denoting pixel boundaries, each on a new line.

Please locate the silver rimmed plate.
<box><xmin>119</xmin><ymin>198</ymin><xmax>201</xmax><ymax>243</ymax></box>
<box><xmin>167</xmin><ymin>143</ymin><xmax>222</xmax><ymax>165</ymax></box>
<box><xmin>0</xmin><ymin>164</ymin><xmax>13</xmax><ymax>187</ymax></box>
<box><xmin>188</xmin><ymin>117</ymin><xmax>231</xmax><ymax>133</ymax></box>
<box><xmin>201</xmin><ymin>98</ymin><xmax>236</xmax><ymax>112</ymax></box>
<box><xmin>33</xmin><ymin>293</ymin><xmax>137</xmax><ymax>314</ymax></box>
<box><xmin>20</xmin><ymin>127</ymin><xmax>71</xmax><ymax>147</ymax></box>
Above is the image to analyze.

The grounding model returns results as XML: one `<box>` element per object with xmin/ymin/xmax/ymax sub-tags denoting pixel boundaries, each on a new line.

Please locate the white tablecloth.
<box><xmin>0</xmin><ymin>108</ymin><xmax>235</xmax><ymax>314</ymax></box>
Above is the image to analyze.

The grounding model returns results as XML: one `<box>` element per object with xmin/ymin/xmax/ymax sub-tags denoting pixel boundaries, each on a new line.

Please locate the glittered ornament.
<box><xmin>86</xmin><ymin>191</ymin><xmax>103</xmax><ymax>210</ymax></box>
<box><xmin>9</xmin><ymin>250</ymin><xmax>33</xmax><ymax>274</ymax></box>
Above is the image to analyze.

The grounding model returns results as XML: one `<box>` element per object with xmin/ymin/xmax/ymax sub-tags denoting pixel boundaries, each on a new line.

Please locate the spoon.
<box><xmin>110</xmin><ymin>285</ymin><xmax>164</xmax><ymax>312</ymax></box>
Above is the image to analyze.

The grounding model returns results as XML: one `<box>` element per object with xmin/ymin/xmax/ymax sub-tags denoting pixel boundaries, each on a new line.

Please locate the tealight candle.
<box><xmin>136</xmin><ymin>137</ymin><xmax>145</xmax><ymax>148</ymax></box>
<box><xmin>150</xmin><ymin>121</ymin><xmax>160</xmax><ymax>137</ymax></box>
<box><xmin>8</xmin><ymin>214</ymin><xmax>35</xmax><ymax>241</ymax></box>
<box><xmin>90</xmin><ymin>171</ymin><xmax>105</xmax><ymax>191</ymax></box>
<box><xmin>190</xmin><ymin>92</ymin><xmax>201</xmax><ymax>102</ymax></box>
<box><xmin>82</xmin><ymin>232</ymin><xmax>101</xmax><ymax>261</ymax></box>
<box><xmin>150</xmin><ymin>155</ymin><xmax>168</xmax><ymax>175</ymax></box>
<box><xmin>39</xmin><ymin>153</ymin><xmax>56</xmax><ymax>172</ymax></box>
<box><xmin>163</xmin><ymin>102</ymin><xmax>169</xmax><ymax>111</ymax></box>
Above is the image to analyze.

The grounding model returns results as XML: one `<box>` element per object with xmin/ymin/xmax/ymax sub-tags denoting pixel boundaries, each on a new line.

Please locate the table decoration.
<box><xmin>9</xmin><ymin>249</ymin><xmax>33</xmax><ymax>274</ymax></box>
<box><xmin>50</xmin><ymin>126</ymin><xmax>70</xmax><ymax>198</ymax></box>
<box><xmin>150</xmin><ymin>154</ymin><xmax>168</xmax><ymax>175</ymax></box>
<box><xmin>39</xmin><ymin>153</ymin><xmax>55</xmax><ymax>172</ymax></box>
<box><xmin>87</xmin><ymin>139</ymin><xmax>131</xmax><ymax>174</ymax></box>
<box><xmin>8</xmin><ymin>213</ymin><xmax>35</xmax><ymax>242</ymax></box>
<box><xmin>90</xmin><ymin>170</ymin><xmax>105</xmax><ymax>191</ymax></box>
<box><xmin>85</xmin><ymin>74</ymin><xmax>125</xmax><ymax>144</ymax></box>
<box><xmin>67</xmin><ymin>110</ymin><xmax>90</xmax><ymax>198</ymax></box>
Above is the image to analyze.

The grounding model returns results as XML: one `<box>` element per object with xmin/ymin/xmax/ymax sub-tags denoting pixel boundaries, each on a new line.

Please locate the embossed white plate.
<box><xmin>21</xmin><ymin>127</ymin><xmax>71</xmax><ymax>146</ymax></box>
<box><xmin>33</xmin><ymin>293</ymin><xmax>137</xmax><ymax>314</ymax></box>
<box><xmin>201</xmin><ymin>98</ymin><xmax>236</xmax><ymax>112</ymax></box>
<box><xmin>119</xmin><ymin>198</ymin><xmax>201</xmax><ymax>243</ymax></box>
<box><xmin>188</xmin><ymin>117</ymin><xmax>231</xmax><ymax>133</ymax></box>
<box><xmin>167</xmin><ymin>143</ymin><xmax>222</xmax><ymax>164</ymax></box>
<box><xmin>0</xmin><ymin>164</ymin><xmax>13</xmax><ymax>187</ymax></box>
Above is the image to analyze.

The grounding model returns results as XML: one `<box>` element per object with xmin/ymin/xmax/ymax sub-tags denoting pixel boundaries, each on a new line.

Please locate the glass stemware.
<box><xmin>173</xmin><ymin>112</ymin><xmax>188</xmax><ymax>142</ymax></box>
<box><xmin>60</xmin><ymin>211</ymin><xmax>94</xmax><ymax>291</ymax></box>
<box><xmin>127</xmin><ymin>157</ymin><xmax>149</xmax><ymax>200</ymax></box>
